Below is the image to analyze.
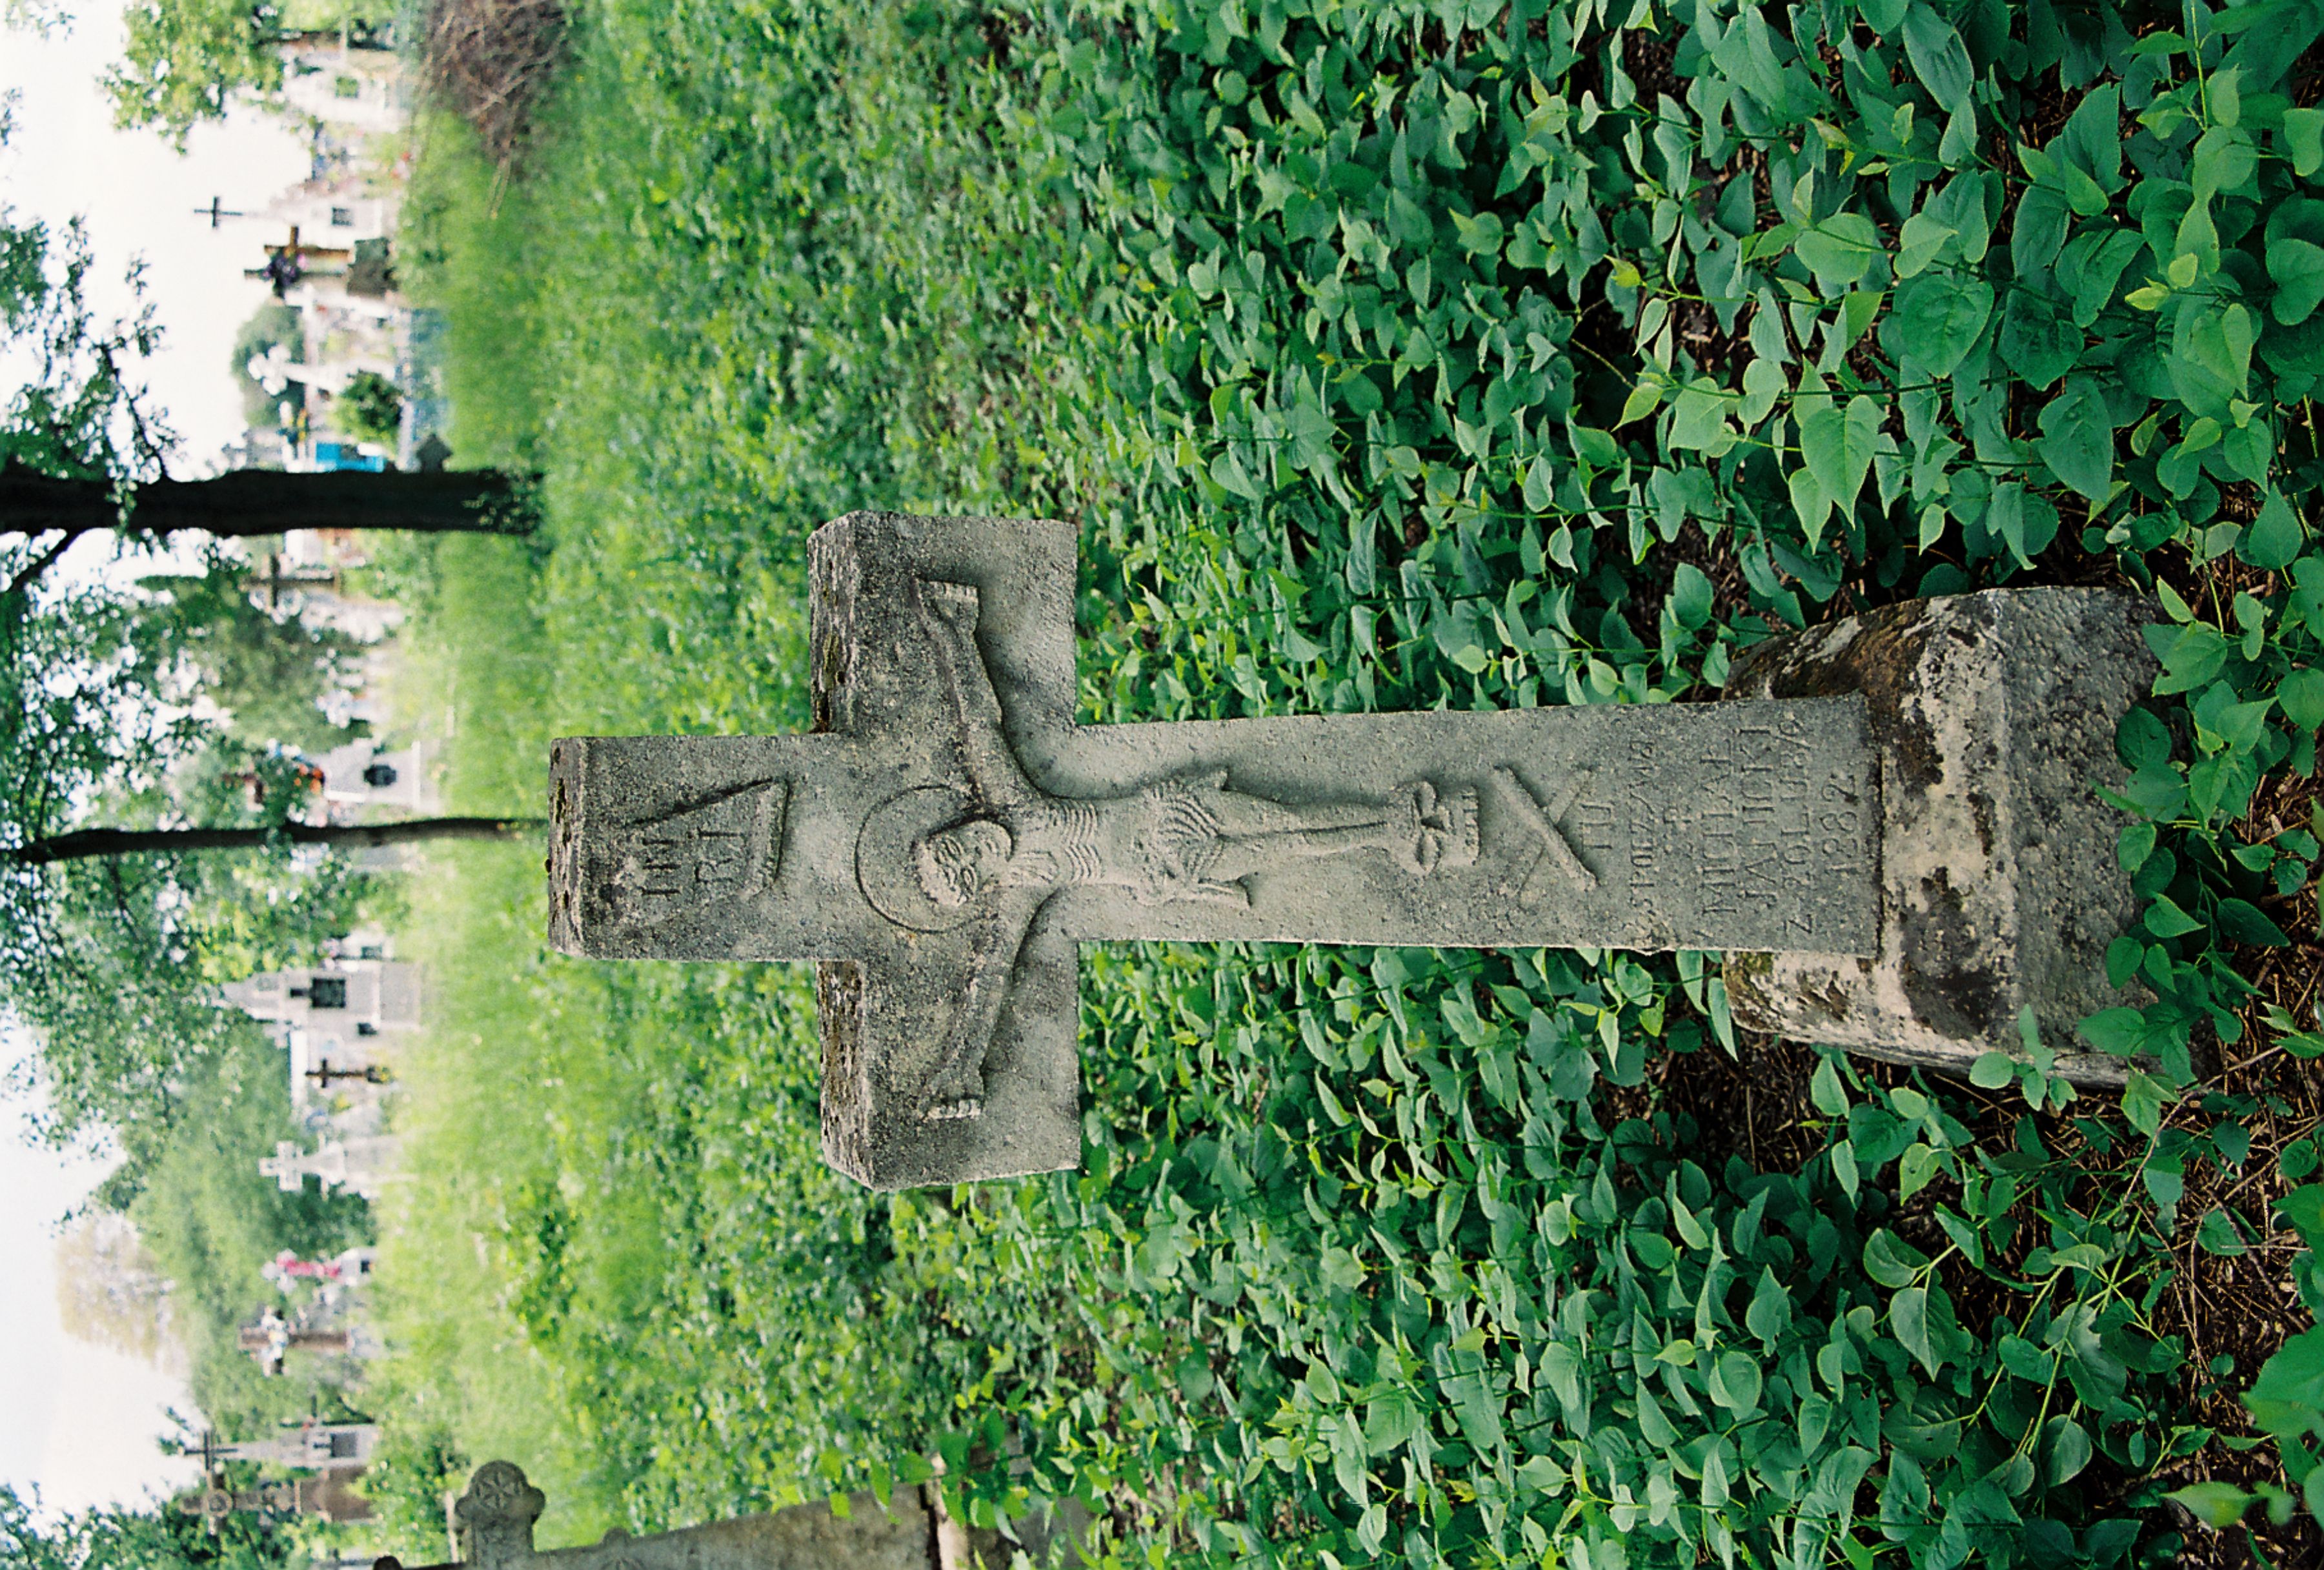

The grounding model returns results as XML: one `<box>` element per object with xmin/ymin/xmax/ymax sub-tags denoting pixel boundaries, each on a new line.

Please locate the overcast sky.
<box><xmin>2</xmin><ymin>2</ymin><xmax>314</xmax><ymax>1516</ymax></box>
<box><xmin>0</xmin><ymin>1067</ymin><xmax>205</xmax><ymax>1517</ymax></box>
<box><xmin>4</xmin><ymin>3</ymin><xmax>313</xmax><ymax>472</ymax></box>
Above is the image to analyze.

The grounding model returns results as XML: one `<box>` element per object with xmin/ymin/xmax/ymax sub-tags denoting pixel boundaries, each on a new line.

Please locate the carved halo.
<box><xmin>856</xmin><ymin>785</ymin><xmax>986</xmax><ymax>934</ymax></box>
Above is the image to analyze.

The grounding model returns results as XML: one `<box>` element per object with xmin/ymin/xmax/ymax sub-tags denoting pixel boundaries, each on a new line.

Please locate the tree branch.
<box><xmin>5</xmin><ymin>528</ymin><xmax>88</xmax><ymax>597</ymax></box>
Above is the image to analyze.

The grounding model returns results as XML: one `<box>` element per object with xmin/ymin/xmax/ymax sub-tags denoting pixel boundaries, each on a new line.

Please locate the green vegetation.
<box><xmin>0</xmin><ymin>1481</ymin><xmax>299</xmax><ymax>1570</ymax></box>
<box><xmin>108</xmin><ymin>0</ymin><xmax>295</xmax><ymax>144</ymax></box>
<box><xmin>104</xmin><ymin>0</ymin><xmax>397</xmax><ymax>145</ymax></box>
<box><xmin>378</xmin><ymin>0</ymin><xmax>2324</xmax><ymax>1563</ymax></box>
<box><xmin>5</xmin><ymin>150</ymin><xmax>394</xmax><ymax>1505</ymax></box>
<box><xmin>128</xmin><ymin>1029</ymin><xmax>376</xmax><ymax>1431</ymax></box>
<box><xmin>336</xmin><ymin>371</ymin><xmax>403</xmax><ymax>445</ymax></box>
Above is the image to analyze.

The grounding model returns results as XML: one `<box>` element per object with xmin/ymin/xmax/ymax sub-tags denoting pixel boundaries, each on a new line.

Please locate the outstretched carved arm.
<box><xmin>916</xmin><ymin>579</ymin><xmax>1035</xmax><ymax>809</ymax></box>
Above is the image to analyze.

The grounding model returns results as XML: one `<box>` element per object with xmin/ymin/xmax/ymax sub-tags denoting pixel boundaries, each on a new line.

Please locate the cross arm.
<box><xmin>915</xmin><ymin>577</ymin><xmax>1036</xmax><ymax>811</ymax></box>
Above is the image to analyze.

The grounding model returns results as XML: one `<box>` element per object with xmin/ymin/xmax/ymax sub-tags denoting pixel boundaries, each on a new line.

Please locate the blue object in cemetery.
<box><xmin>312</xmin><ymin>441</ymin><xmax>387</xmax><ymax>472</ymax></box>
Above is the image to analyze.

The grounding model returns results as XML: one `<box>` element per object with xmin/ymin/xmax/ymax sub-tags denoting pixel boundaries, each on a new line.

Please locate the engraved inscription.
<box><xmin>1623</xmin><ymin>733</ymin><xmax>1670</xmax><ymax>929</ymax></box>
<box><xmin>614</xmin><ymin>778</ymin><xmax>791</xmax><ymax>921</ymax></box>
<box><xmin>1699</xmin><ymin>713</ymin><xmax>1867</xmax><ymax>938</ymax></box>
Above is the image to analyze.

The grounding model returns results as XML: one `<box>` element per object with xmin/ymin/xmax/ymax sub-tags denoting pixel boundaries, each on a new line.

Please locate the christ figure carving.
<box><xmin>905</xmin><ymin>578</ymin><xmax>1477</xmax><ymax>1120</ymax></box>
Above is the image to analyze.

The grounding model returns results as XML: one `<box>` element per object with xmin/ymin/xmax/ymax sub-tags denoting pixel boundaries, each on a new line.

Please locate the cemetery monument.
<box><xmin>551</xmin><ymin>512</ymin><xmax>2150</xmax><ymax>1190</ymax></box>
<box><xmin>392</xmin><ymin>1458</ymin><xmax>1073</xmax><ymax>1570</ymax></box>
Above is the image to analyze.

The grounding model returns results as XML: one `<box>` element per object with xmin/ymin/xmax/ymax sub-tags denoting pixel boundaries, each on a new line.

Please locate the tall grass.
<box><xmin>377</xmin><ymin>28</ymin><xmax>1104</xmax><ymax>1526</ymax></box>
<box><xmin>369</xmin><ymin>543</ymin><xmax>945</xmax><ymax>1538</ymax></box>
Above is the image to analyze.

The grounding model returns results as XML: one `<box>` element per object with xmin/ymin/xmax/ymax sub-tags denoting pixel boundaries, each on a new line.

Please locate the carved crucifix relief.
<box><xmin>550</xmin><ymin>512</ymin><xmax>1879</xmax><ymax>1191</ymax></box>
<box><xmin>884</xmin><ymin>578</ymin><xmax>1493</xmax><ymax>1118</ymax></box>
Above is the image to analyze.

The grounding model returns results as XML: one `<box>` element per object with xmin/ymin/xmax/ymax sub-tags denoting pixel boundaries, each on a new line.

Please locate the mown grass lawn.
<box><xmin>366</xmin><ymin>0</ymin><xmax>2324</xmax><ymax>1565</ymax></box>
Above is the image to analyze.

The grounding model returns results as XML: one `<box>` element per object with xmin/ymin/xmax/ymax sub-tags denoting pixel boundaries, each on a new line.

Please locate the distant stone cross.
<box><xmin>552</xmin><ymin>514</ymin><xmax>1883</xmax><ymax>1189</ymax></box>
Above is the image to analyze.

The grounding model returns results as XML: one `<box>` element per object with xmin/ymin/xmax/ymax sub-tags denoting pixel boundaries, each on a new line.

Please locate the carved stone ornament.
<box><xmin>455</xmin><ymin>1461</ymin><xmax>545</xmax><ymax>1568</ymax></box>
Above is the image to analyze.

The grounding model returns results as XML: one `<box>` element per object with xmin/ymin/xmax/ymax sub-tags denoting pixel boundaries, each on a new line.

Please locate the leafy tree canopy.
<box><xmin>0</xmin><ymin>143</ymin><xmax>376</xmax><ymax>1165</ymax></box>
<box><xmin>228</xmin><ymin>301</ymin><xmax>300</xmax><ymax>434</ymax></box>
<box><xmin>135</xmin><ymin>557</ymin><xmax>370</xmax><ymax>756</ymax></box>
<box><xmin>105</xmin><ymin>0</ymin><xmax>287</xmax><ymax>147</ymax></box>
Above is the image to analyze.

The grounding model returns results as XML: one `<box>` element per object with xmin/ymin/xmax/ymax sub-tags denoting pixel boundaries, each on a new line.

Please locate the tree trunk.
<box><xmin>12</xmin><ymin>817</ymin><xmax>542</xmax><ymax>866</ymax></box>
<box><xmin>0</xmin><ymin>465</ymin><xmax>529</xmax><ymax>539</ymax></box>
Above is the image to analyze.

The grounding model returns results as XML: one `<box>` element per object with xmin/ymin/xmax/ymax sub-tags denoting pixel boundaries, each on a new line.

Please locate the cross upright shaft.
<box><xmin>551</xmin><ymin>514</ymin><xmax>1878</xmax><ymax>1189</ymax></box>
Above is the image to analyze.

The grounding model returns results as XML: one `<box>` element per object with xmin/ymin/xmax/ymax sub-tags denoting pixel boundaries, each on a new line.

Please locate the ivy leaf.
<box><xmin>1899</xmin><ymin>1142</ymin><xmax>1941</xmax><ymax>1200</ymax></box>
<box><xmin>2047</xmin><ymin>1419</ymin><xmax>2094</xmax><ymax>1485</ymax></box>
<box><xmin>2281</xmin><ymin>668</ymin><xmax>2324</xmax><ymax>732</ymax></box>
<box><xmin>1568</xmin><ymin>422</ymin><xmax>1624</xmax><ymax>468</ymax></box>
<box><xmin>2241</xmin><ymin>491</ymin><xmax>2307</xmax><ymax>571</ymax></box>
<box><xmin>2192</xmin><ymin>126</ymin><xmax>2259</xmax><ymax>203</ymax></box>
<box><xmin>1210</xmin><ymin>450</ymin><xmax>1263</xmax><ymax>501</ymax></box>
<box><xmin>2035</xmin><ymin>377</ymin><xmax>2116</xmax><ymax>501</ymax></box>
<box><xmin>1999</xmin><ymin>291</ymin><xmax>2080</xmax><ymax>390</ymax></box>
<box><xmin>2270</xmin><ymin>236</ymin><xmax>2324</xmax><ymax>325</ymax></box>
<box><xmin>1669</xmin><ymin>563</ymin><xmax>1713</xmax><ymax>630</ymax></box>
<box><xmin>1986</xmin><ymin>481</ymin><xmax>2036</xmax><ymax>567</ymax></box>
<box><xmin>1901</xmin><ymin>3</ymin><xmax>1974</xmax><ymax>103</ymax></box>
<box><xmin>1746</xmin><ymin>1267</ymin><xmax>1792</xmax><ymax>1344</ymax></box>
<box><xmin>2123</xmin><ymin>1070</ymin><xmax>2172</xmax><ymax>1135</ymax></box>
<box><xmin>2117</xmin><ymin>705</ymin><xmax>2174</xmax><ymax>767</ymax></box>
<box><xmin>2217</xmin><ymin>898</ymin><xmax>2290</xmax><ymax>947</ymax></box>
<box><xmin>1788</xmin><ymin>465</ymin><xmax>1833</xmax><ymax>547</ymax></box>
<box><xmin>2061</xmin><ymin>85</ymin><xmax>2123</xmax><ymax>193</ymax></box>
<box><xmin>2080</xmin><ymin>1007</ymin><xmax>2150</xmax><ymax>1056</ymax></box>
<box><xmin>2012</xmin><ymin>186</ymin><xmax>2073</xmax><ymax>276</ymax></box>
<box><xmin>2146</xmin><ymin>894</ymin><xmax>2204</xmax><ymax>938</ymax></box>
<box><xmin>1795</xmin><ymin>212</ymin><xmax>1882</xmax><ymax>290</ymax></box>
<box><xmin>1886</xmin><ymin>274</ymin><xmax>1994</xmax><ymax>378</ymax></box>
<box><xmin>1667</xmin><ymin>385</ymin><xmax>1735</xmax><ymax>453</ymax></box>
<box><xmin>2279</xmin><ymin>1187</ymin><xmax>2324</xmax><ymax>1242</ymax></box>
<box><xmin>1710</xmin><ymin>1349</ymin><xmax>1764</xmax><ymax>1415</ymax></box>
<box><xmin>2066</xmin><ymin>229</ymin><xmax>2145</xmax><ymax>327</ymax></box>
<box><xmin>1450</xmin><ymin>208</ymin><xmax>1505</xmax><ymax>259</ymax></box>
<box><xmin>1895</xmin><ymin>211</ymin><xmax>1955</xmax><ymax>277</ymax></box>
<box><xmin>1811</xmin><ymin>1054</ymin><xmax>1850</xmax><ymax>1116</ymax></box>
<box><xmin>2166</xmin><ymin>1482</ymin><xmax>2256</xmax><ymax>1530</ymax></box>
<box><xmin>1939</xmin><ymin>101</ymin><xmax>1978</xmax><ymax>165</ymax></box>
<box><xmin>1891</xmin><ymin>1285</ymin><xmax>1939</xmax><ymax>1374</ymax></box>
<box><xmin>1741</xmin><ymin>357</ymin><xmax>1788</xmax><ymax>425</ymax></box>
<box><xmin>1832</xmin><ymin>1138</ymin><xmax>1860</xmax><ymax>1199</ymax></box>
<box><xmin>1800</xmin><ymin>395</ymin><xmax>1881</xmax><ymax>514</ymax></box>
<box><xmin>2286</xmin><ymin>106</ymin><xmax>2324</xmax><ymax>178</ymax></box>
<box><xmin>2198</xmin><ymin>1207</ymin><xmax>2252</xmax><ymax>1256</ymax></box>
<box><xmin>1859</xmin><ymin>0</ymin><xmax>1910</xmax><ymax>28</ymax></box>
<box><xmin>1864</xmin><ymin>1229</ymin><xmax>1927</xmax><ymax>1288</ymax></box>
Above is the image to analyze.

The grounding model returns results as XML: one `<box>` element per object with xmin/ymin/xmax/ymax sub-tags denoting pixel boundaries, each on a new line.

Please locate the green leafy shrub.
<box><xmin>336</xmin><ymin>370</ymin><xmax>403</xmax><ymax>445</ymax></box>
<box><xmin>953</xmin><ymin>0</ymin><xmax>2324</xmax><ymax>1558</ymax></box>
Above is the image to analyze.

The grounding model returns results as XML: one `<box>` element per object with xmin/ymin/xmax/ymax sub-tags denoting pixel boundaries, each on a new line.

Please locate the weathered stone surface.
<box><xmin>551</xmin><ymin>512</ymin><xmax>1877</xmax><ymax>1189</ymax></box>
<box><xmin>525</xmin><ymin>1494</ymin><xmax>941</xmax><ymax>1570</ymax></box>
<box><xmin>1720</xmin><ymin>587</ymin><xmax>2156</xmax><ymax>1085</ymax></box>
<box><xmin>440</xmin><ymin>1460</ymin><xmax>1066</xmax><ymax>1570</ymax></box>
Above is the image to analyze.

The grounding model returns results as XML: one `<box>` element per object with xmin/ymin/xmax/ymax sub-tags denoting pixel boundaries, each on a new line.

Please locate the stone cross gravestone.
<box><xmin>420</xmin><ymin>1458</ymin><xmax>1062</xmax><ymax>1570</ymax></box>
<box><xmin>259</xmin><ymin>1134</ymin><xmax>400</xmax><ymax>1199</ymax></box>
<box><xmin>551</xmin><ymin>513</ymin><xmax>2148</xmax><ymax>1190</ymax></box>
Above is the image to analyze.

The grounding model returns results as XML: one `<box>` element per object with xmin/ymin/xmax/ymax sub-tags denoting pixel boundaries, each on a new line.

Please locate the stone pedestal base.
<box><xmin>1721</xmin><ymin>588</ymin><xmax>2155</xmax><ymax>1087</ymax></box>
